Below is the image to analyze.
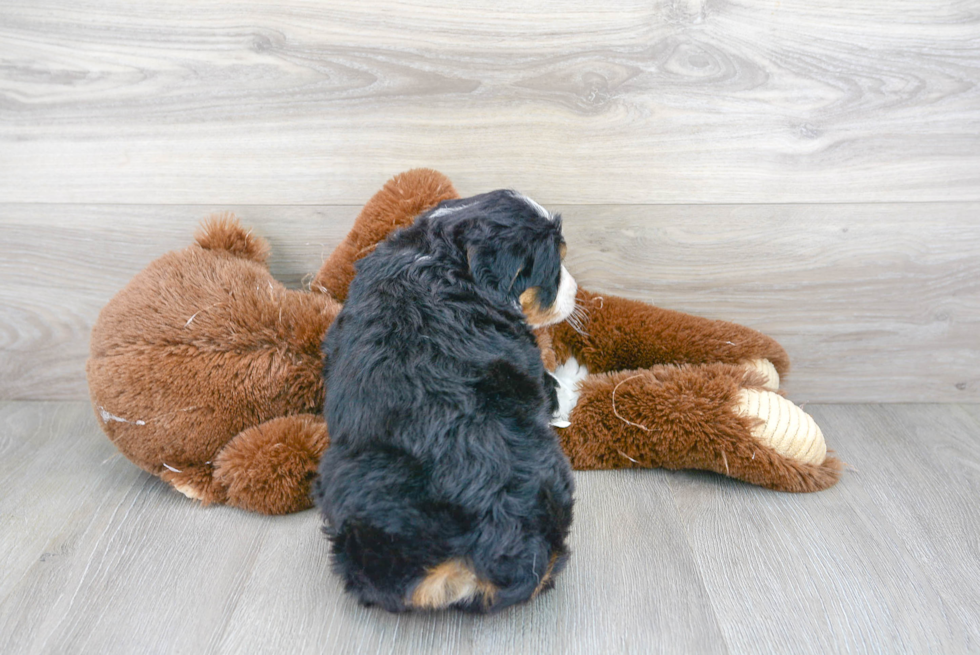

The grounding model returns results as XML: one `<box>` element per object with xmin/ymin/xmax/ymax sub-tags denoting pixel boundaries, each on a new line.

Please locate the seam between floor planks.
<box><xmin>4</xmin><ymin>401</ymin><xmax>980</xmax><ymax>654</ymax></box>
<box><xmin>3</xmin><ymin>202</ymin><xmax>978</xmax><ymax>403</ymax></box>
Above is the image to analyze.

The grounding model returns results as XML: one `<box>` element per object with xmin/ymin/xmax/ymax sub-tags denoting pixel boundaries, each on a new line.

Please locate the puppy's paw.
<box><xmin>408</xmin><ymin>559</ymin><xmax>496</xmax><ymax>611</ymax></box>
<box><xmin>743</xmin><ymin>358</ymin><xmax>780</xmax><ymax>391</ymax></box>
<box><xmin>735</xmin><ymin>389</ymin><xmax>826</xmax><ymax>465</ymax></box>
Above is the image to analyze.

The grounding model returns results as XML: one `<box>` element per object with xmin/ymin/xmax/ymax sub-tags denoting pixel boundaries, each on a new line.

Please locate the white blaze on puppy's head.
<box><xmin>515</xmin><ymin>192</ymin><xmax>555</xmax><ymax>222</ymax></box>
<box><xmin>428</xmin><ymin>200</ymin><xmax>476</xmax><ymax>220</ymax></box>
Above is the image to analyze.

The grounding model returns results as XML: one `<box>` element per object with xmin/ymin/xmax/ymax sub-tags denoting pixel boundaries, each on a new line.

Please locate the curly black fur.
<box><xmin>314</xmin><ymin>190</ymin><xmax>575</xmax><ymax>613</ymax></box>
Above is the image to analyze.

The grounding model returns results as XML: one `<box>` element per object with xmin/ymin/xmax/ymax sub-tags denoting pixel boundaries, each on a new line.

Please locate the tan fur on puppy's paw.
<box><xmin>744</xmin><ymin>358</ymin><xmax>780</xmax><ymax>391</ymax></box>
<box><xmin>736</xmin><ymin>389</ymin><xmax>826</xmax><ymax>465</ymax></box>
<box><xmin>409</xmin><ymin>559</ymin><xmax>497</xmax><ymax>610</ymax></box>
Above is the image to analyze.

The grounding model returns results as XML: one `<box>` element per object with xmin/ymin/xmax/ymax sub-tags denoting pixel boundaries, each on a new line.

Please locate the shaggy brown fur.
<box><xmin>213</xmin><ymin>414</ymin><xmax>328</xmax><ymax>514</ymax></box>
<box><xmin>552</xmin><ymin>289</ymin><xmax>791</xmax><ymax>376</ymax></box>
<box><xmin>87</xmin><ymin>168</ymin><xmax>840</xmax><ymax>516</ymax></box>
<box><xmin>311</xmin><ymin>168</ymin><xmax>459</xmax><ymax>302</ymax></box>
<box><xmin>559</xmin><ymin>365</ymin><xmax>842</xmax><ymax>492</ymax></box>
<box><xmin>87</xmin><ymin>216</ymin><xmax>341</xmax><ymax>512</ymax></box>
<box><xmin>546</xmin><ymin>290</ymin><xmax>841</xmax><ymax>492</ymax></box>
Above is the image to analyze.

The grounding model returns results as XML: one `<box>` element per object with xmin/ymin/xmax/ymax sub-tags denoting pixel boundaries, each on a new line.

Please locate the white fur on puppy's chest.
<box><xmin>549</xmin><ymin>357</ymin><xmax>590</xmax><ymax>428</ymax></box>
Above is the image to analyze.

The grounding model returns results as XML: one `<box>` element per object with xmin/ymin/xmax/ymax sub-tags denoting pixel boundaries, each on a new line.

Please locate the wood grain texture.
<box><xmin>2</xmin><ymin>202</ymin><xmax>976</xmax><ymax>402</ymax></box>
<box><xmin>0</xmin><ymin>402</ymin><xmax>278</xmax><ymax>654</ymax></box>
<box><xmin>0</xmin><ymin>401</ymin><xmax>726</xmax><ymax>655</ymax></box>
<box><xmin>667</xmin><ymin>403</ymin><xmax>980</xmax><ymax>654</ymax></box>
<box><xmin>2</xmin><ymin>1</ymin><xmax>978</xmax><ymax>651</ymax></box>
<box><xmin>0</xmin><ymin>204</ymin><xmax>359</xmax><ymax>401</ymax></box>
<box><xmin>961</xmin><ymin>403</ymin><xmax>980</xmax><ymax>424</ymax></box>
<box><xmin>2</xmin><ymin>401</ymin><xmax>979</xmax><ymax>654</ymax></box>
<box><xmin>213</xmin><ymin>469</ymin><xmax>727</xmax><ymax>655</ymax></box>
<box><xmin>565</xmin><ymin>202</ymin><xmax>980</xmax><ymax>403</ymax></box>
<box><xmin>1</xmin><ymin>0</ymin><xmax>978</xmax><ymax>204</ymax></box>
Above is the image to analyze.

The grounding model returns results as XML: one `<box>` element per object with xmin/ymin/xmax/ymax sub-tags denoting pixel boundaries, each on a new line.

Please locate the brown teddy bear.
<box><xmin>86</xmin><ymin>169</ymin><xmax>841</xmax><ymax>515</ymax></box>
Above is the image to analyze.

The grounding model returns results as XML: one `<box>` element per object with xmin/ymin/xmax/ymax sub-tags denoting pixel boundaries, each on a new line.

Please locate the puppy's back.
<box><xmin>315</xmin><ymin>202</ymin><xmax>574</xmax><ymax>612</ymax></box>
<box><xmin>318</xmin><ymin>434</ymin><xmax>572</xmax><ymax>612</ymax></box>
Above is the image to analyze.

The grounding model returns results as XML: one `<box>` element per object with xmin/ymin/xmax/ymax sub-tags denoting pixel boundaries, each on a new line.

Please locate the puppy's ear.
<box><xmin>467</xmin><ymin>241</ymin><xmax>526</xmax><ymax>298</ymax></box>
<box><xmin>457</xmin><ymin>190</ymin><xmax>563</xmax><ymax>299</ymax></box>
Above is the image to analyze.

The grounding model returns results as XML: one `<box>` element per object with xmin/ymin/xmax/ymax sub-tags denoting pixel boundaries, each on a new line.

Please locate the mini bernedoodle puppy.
<box><xmin>314</xmin><ymin>190</ymin><xmax>578</xmax><ymax>612</ymax></box>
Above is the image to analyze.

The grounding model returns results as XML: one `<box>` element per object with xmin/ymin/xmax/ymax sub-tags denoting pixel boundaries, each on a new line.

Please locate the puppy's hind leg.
<box><xmin>407</xmin><ymin>535</ymin><xmax>569</xmax><ymax>612</ymax></box>
<box><xmin>408</xmin><ymin>559</ymin><xmax>498</xmax><ymax>611</ymax></box>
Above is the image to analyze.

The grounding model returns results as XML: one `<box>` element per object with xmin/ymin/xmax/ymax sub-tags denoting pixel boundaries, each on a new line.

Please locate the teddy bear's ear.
<box><xmin>195</xmin><ymin>212</ymin><xmax>270</xmax><ymax>264</ymax></box>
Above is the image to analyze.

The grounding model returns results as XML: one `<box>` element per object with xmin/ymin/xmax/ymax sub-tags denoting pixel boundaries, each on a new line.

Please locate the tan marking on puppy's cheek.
<box><xmin>521</xmin><ymin>287</ymin><xmax>563</xmax><ymax>328</ymax></box>
<box><xmin>520</xmin><ymin>287</ymin><xmax>543</xmax><ymax>324</ymax></box>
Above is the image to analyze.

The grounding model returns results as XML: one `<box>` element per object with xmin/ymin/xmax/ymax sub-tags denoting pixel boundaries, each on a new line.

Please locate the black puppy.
<box><xmin>314</xmin><ymin>190</ymin><xmax>577</xmax><ymax>612</ymax></box>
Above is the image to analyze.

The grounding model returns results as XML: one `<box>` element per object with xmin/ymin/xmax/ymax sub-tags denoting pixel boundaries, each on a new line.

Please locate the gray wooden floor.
<box><xmin>2</xmin><ymin>401</ymin><xmax>978</xmax><ymax>654</ymax></box>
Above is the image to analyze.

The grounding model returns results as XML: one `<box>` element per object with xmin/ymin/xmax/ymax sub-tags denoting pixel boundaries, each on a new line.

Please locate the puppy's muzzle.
<box><xmin>520</xmin><ymin>266</ymin><xmax>578</xmax><ymax>328</ymax></box>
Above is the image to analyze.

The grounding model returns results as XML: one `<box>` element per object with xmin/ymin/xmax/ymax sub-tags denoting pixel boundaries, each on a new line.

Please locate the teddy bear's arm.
<box><xmin>157</xmin><ymin>414</ymin><xmax>328</xmax><ymax>515</ymax></box>
<box><xmin>312</xmin><ymin>169</ymin><xmax>459</xmax><ymax>302</ymax></box>
<box><xmin>552</xmin><ymin>288</ymin><xmax>790</xmax><ymax>377</ymax></box>
<box><xmin>211</xmin><ymin>414</ymin><xmax>329</xmax><ymax>515</ymax></box>
<box><xmin>558</xmin><ymin>363</ymin><xmax>840</xmax><ymax>492</ymax></box>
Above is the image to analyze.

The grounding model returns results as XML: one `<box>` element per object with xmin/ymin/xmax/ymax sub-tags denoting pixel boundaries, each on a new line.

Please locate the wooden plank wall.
<box><xmin>1</xmin><ymin>0</ymin><xmax>978</xmax><ymax>402</ymax></box>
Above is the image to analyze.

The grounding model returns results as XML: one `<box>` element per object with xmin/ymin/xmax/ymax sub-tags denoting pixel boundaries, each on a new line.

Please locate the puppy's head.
<box><xmin>428</xmin><ymin>190</ymin><xmax>577</xmax><ymax>328</ymax></box>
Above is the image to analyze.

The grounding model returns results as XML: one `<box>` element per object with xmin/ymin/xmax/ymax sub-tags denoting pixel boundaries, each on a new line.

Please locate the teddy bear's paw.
<box><xmin>735</xmin><ymin>389</ymin><xmax>826</xmax><ymax>465</ymax></box>
<box><xmin>159</xmin><ymin>464</ymin><xmax>219</xmax><ymax>503</ymax></box>
<box><xmin>171</xmin><ymin>482</ymin><xmax>204</xmax><ymax>501</ymax></box>
<box><xmin>743</xmin><ymin>358</ymin><xmax>780</xmax><ymax>391</ymax></box>
<box><xmin>213</xmin><ymin>414</ymin><xmax>328</xmax><ymax>515</ymax></box>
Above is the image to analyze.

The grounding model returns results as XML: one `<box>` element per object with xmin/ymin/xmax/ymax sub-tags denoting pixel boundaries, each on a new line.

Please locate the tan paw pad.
<box><xmin>744</xmin><ymin>358</ymin><xmax>780</xmax><ymax>391</ymax></box>
<box><xmin>736</xmin><ymin>389</ymin><xmax>826</xmax><ymax>465</ymax></box>
<box><xmin>171</xmin><ymin>483</ymin><xmax>203</xmax><ymax>500</ymax></box>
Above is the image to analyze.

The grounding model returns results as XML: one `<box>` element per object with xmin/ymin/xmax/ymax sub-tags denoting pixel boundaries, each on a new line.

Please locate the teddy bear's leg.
<box><xmin>210</xmin><ymin>414</ymin><xmax>329</xmax><ymax>515</ymax></box>
<box><xmin>312</xmin><ymin>169</ymin><xmax>459</xmax><ymax>302</ymax></box>
<box><xmin>552</xmin><ymin>288</ymin><xmax>791</xmax><ymax>382</ymax></box>
<box><xmin>558</xmin><ymin>363</ymin><xmax>841</xmax><ymax>492</ymax></box>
